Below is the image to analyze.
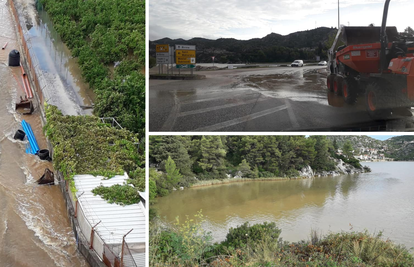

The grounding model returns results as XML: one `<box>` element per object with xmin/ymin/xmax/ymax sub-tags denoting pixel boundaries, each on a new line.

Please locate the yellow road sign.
<box><xmin>176</xmin><ymin>50</ymin><xmax>196</xmax><ymax>57</ymax></box>
<box><xmin>156</xmin><ymin>44</ymin><xmax>169</xmax><ymax>53</ymax></box>
<box><xmin>176</xmin><ymin>50</ymin><xmax>196</xmax><ymax>64</ymax></box>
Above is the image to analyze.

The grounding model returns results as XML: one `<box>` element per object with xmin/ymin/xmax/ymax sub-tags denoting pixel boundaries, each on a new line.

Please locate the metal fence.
<box><xmin>68</xmin><ymin>179</ymin><xmax>144</xmax><ymax>266</ymax></box>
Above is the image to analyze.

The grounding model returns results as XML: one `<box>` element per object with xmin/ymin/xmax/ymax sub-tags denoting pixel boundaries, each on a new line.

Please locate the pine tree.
<box><xmin>310</xmin><ymin>136</ymin><xmax>334</xmax><ymax>171</ymax></box>
<box><xmin>343</xmin><ymin>141</ymin><xmax>354</xmax><ymax>159</ymax></box>
<box><xmin>237</xmin><ymin>159</ymin><xmax>252</xmax><ymax>178</ymax></box>
<box><xmin>165</xmin><ymin>156</ymin><xmax>182</xmax><ymax>187</ymax></box>
<box><xmin>198</xmin><ymin>136</ymin><xmax>226</xmax><ymax>175</ymax></box>
<box><xmin>149</xmin><ymin>136</ymin><xmax>192</xmax><ymax>175</ymax></box>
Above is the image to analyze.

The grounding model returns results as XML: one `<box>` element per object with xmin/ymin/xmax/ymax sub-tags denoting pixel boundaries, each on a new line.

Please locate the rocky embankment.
<box><xmin>299</xmin><ymin>158</ymin><xmax>370</xmax><ymax>178</ymax></box>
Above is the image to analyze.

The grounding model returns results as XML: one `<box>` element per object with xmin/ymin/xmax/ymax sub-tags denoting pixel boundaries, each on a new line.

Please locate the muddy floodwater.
<box><xmin>154</xmin><ymin>162</ymin><xmax>414</xmax><ymax>251</ymax></box>
<box><xmin>0</xmin><ymin>0</ymin><xmax>87</xmax><ymax>266</ymax></box>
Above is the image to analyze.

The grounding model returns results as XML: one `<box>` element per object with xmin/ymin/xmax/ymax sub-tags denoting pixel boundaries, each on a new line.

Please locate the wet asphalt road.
<box><xmin>149</xmin><ymin>65</ymin><xmax>414</xmax><ymax>132</ymax></box>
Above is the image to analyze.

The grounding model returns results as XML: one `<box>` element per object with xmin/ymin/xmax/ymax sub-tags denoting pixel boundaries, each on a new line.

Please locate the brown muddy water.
<box><xmin>154</xmin><ymin>162</ymin><xmax>414</xmax><ymax>251</ymax></box>
<box><xmin>0</xmin><ymin>1</ymin><xmax>87</xmax><ymax>266</ymax></box>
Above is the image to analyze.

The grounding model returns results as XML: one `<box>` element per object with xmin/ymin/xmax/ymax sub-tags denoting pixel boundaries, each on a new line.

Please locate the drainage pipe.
<box><xmin>21</xmin><ymin>120</ymin><xmax>39</xmax><ymax>154</ymax></box>
<box><xmin>23</xmin><ymin>74</ymin><xmax>33</xmax><ymax>99</ymax></box>
<box><xmin>21</xmin><ymin>75</ymin><xmax>30</xmax><ymax>99</ymax></box>
<box><xmin>2</xmin><ymin>42</ymin><xmax>8</xmax><ymax>50</ymax></box>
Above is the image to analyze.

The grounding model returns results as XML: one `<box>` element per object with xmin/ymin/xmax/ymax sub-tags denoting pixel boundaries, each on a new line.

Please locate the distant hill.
<box><xmin>150</xmin><ymin>27</ymin><xmax>337</xmax><ymax>64</ymax></box>
<box><xmin>327</xmin><ymin>136</ymin><xmax>414</xmax><ymax>161</ymax></box>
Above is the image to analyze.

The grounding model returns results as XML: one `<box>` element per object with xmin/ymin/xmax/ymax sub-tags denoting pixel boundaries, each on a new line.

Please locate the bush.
<box><xmin>92</xmin><ymin>184</ymin><xmax>140</xmax><ymax>205</ymax></box>
<box><xmin>150</xmin><ymin>211</ymin><xmax>213</xmax><ymax>266</ymax></box>
<box><xmin>222</xmin><ymin>222</ymin><xmax>281</xmax><ymax>250</ymax></box>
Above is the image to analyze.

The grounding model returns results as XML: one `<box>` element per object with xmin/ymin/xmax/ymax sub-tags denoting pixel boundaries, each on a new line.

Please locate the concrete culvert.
<box><xmin>8</xmin><ymin>49</ymin><xmax>20</xmax><ymax>67</ymax></box>
<box><xmin>13</xmin><ymin>129</ymin><xmax>25</xmax><ymax>141</ymax></box>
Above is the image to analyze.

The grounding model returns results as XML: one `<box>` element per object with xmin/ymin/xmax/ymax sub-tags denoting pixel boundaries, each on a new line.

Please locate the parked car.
<box><xmin>318</xmin><ymin>61</ymin><xmax>327</xmax><ymax>66</ymax></box>
<box><xmin>291</xmin><ymin>60</ymin><xmax>304</xmax><ymax>67</ymax></box>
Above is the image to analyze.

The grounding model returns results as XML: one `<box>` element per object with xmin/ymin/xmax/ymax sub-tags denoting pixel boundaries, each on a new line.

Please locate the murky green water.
<box><xmin>154</xmin><ymin>162</ymin><xmax>414</xmax><ymax>250</ymax></box>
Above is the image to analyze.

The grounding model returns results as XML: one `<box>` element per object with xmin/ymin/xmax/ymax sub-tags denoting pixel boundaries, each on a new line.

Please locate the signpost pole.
<box><xmin>171</xmin><ymin>46</ymin><xmax>173</xmax><ymax>75</ymax></box>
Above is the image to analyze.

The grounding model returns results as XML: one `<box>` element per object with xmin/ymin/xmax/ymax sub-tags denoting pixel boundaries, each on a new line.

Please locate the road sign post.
<box><xmin>156</xmin><ymin>44</ymin><xmax>170</xmax><ymax>74</ymax></box>
<box><xmin>175</xmin><ymin>44</ymin><xmax>196</xmax><ymax>75</ymax></box>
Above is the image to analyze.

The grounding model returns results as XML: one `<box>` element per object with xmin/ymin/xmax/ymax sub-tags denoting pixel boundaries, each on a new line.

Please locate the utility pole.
<box><xmin>338</xmin><ymin>0</ymin><xmax>340</xmax><ymax>29</ymax></box>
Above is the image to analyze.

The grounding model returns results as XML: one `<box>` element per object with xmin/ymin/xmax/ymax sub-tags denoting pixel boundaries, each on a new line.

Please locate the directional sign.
<box><xmin>175</xmin><ymin>44</ymin><xmax>196</xmax><ymax>50</ymax></box>
<box><xmin>156</xmin><ymin>56</ymin><xmax>170</xmax><ymax>64</ymax></box>
<box><xmin>176</xmin><ymin>57</ymin><xmax>196</xmax><ymax>65</ymax></box>
<box><xmin>176</xmin><ymin>49</ymin><xmax>196</xmax><ymax>65</ymax></box>
<box><xmin>176</xmin><ymin>50</ymin><xmax>196</xmax><ymax>57</ymax></box>
<box><xmin>156</xmin><ymin>44</ymin><xmax>169</xmax><ymax>53</ymax></box>
<box><xmin>176</xmin><ymin>64</ymin><xmax>195</xmax><ymax>69</ymax></box>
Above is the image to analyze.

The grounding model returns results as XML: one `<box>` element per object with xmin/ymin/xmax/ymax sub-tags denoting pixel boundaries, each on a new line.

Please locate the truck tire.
<box><xmin>342</xmin><ymin>78</ymin><xmax>358</xmax><ymax>105</ymax></box>
<box><xmin>327</xmin><ymin>74</ymin><xmax>335</xmax><ymax>91</ymax></box>
<box><xmin>365</xmin><ymin>82</ymin><xmax>391</xmax><ymax>119</ymax></box>
<box><xmin>333</xmin><ymin>76</ymin><xmax>343</xmax><ymax>96</ymax></box>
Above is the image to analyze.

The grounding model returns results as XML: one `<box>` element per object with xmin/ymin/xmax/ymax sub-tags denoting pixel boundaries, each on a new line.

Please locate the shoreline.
<box><xmin>190</xmin><ymin>177</ymin><xmax>301</xmax><ymax>188</ymax></box>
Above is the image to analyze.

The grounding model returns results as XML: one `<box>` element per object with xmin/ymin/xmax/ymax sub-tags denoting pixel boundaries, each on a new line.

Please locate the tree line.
<box><xmin>149</xmin><ymin>136</ymin><xmax>361</xmax><ymax>199</ymax></box>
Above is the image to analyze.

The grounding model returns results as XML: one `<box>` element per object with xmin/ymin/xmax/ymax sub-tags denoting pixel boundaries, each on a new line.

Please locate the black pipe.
<box><xmin>380</xmin><ymin>0</ymin><xmax>391</xmax><ymax>72</ymax></box>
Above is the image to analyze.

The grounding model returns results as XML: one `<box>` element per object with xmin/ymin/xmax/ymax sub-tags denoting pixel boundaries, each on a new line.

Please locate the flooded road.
<box><xmin>154</xmin><ymin>162</ymin><xmax>414</xmax><ymax>251</ymax></box>
<box><xmin>13</xmin><ymin>0</ymin><xmax>94</xmax><ymax>115</ymax></box>
<box><xmin>0</xmin><ymin>1</ymin><xmax>87</xmax><ymax>266</ymax></box>
<box><xmin>149</xmin><ymin>66</ymin><xmax>414</xmax><ymax>131</ymax></box>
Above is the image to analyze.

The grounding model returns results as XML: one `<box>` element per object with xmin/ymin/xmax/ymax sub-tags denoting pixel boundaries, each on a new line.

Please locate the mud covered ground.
<box><xmin>150</xmin><ymin>65</ymin><xmax>414</xmax><ymax>132</ymax></box>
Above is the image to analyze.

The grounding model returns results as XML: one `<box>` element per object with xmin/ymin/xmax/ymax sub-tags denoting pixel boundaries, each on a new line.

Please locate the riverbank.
<box><xmin>191</xmin><ymin>177</ymin><xmax>298</xmax><ymax>188</ymax></box>
<box><xmin>190</xmin><ymin>158</ymin><xmax>369</xmax><ymax>188</ymax></box>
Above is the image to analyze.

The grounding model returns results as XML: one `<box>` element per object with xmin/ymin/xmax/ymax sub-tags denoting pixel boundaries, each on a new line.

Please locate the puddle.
<box><xmin>241</xmin><ymin>67</ymin><xmax>329</xmax><ymax>104</ymax></box>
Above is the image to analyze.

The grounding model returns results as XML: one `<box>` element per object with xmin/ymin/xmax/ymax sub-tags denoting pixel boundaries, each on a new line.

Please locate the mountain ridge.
<box><xmin>150</xmin><ymin>27</ymin><xmax>337</xmax><ymax>63</ymax></box>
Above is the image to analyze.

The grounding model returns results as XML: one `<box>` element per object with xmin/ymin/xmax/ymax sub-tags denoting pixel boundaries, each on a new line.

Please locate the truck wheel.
<box><xmin>365</xmin><ymin>83</ymin><xmax>391</xmax><ymax>119</ymax></box>
<box><xmin>327</xmin><ymin>74</ymin><xmax>335</xmax><ymax>92</ymax></box>
<box><xmin>342</xmin><ymin>78</ymin><xmax>358</xmax><ymax>105</ymax></box>
<box><xmin>333</xmin><ymin>76</ymin><xmax>343</xmax><ymax>96</ymax></box>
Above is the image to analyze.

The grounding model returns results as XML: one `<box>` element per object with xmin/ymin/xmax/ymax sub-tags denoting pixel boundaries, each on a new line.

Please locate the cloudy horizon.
<box><xmin>150</xmin><ymin>0</ymin><xmax>412</xmax><ymax>41</ymax></box>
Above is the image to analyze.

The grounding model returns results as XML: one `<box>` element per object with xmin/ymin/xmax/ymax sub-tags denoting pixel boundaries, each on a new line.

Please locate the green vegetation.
<box><xmin>44</xmin><ymin>105</ymin><xmax>144</xmax><ymax>203</ymax></box>
<box><xmin>92</xmin><ymin>183</ymin><xmax>141</xmax><ymax>205</ymax></box>
<box><xmin>39</xmin><ymin>0</ymin><xmax>145</xmax><ymax>136</ymax></box>
<box><xmin>150</xmin><ymin>216</ymin><xmax>414</xmax><ymax>266</ymax></box>
<box><xmin>149</xmin><ymin>136</ymin><xmax>367</xmax><ymax>199</ymax></box>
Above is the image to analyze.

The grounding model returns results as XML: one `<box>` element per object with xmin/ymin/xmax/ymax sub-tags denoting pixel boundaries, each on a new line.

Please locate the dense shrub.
<box><xmin>222</xmin><ymin>222</ymin><xmax>281</xmax><ymax>250</ymax></box>
<box><xmin>150</xmin><ymin>217</ymin><xmax>414</xmax><ymax>267</ymax></box>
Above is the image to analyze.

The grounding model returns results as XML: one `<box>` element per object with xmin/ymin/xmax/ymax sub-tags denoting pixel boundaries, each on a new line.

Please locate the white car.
<box><xmin>318</xmin><ymin>61</ymin><xmax>327</xmax><ymax>66</ymax></box>
<box><xmin>291</xmin><ymin>60</ymin><xmax>304</xmax><ymax>67</ymax></box>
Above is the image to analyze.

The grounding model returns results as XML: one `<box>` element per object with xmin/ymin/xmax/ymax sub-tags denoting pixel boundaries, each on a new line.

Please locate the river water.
<box><xmin>0</xmin><ymin>0</ymin><xmax>87</xmax><ymax>266</ymax></box>
<box><xmin>154</xmin><ymin>162</ymin><xmax>414</xmax><ymax>251</ymax></box>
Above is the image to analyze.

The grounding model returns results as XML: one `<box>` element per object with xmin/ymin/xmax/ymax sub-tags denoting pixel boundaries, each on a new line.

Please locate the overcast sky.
<box><xmin>149</xmin><ymin>0</ymin><xmax>412</xmax><ymax>41</ymax></box>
